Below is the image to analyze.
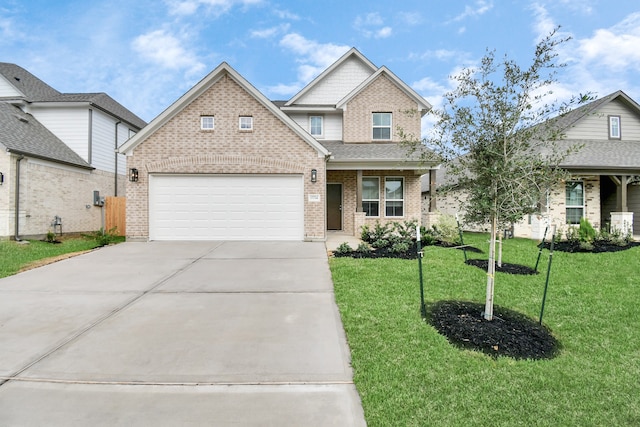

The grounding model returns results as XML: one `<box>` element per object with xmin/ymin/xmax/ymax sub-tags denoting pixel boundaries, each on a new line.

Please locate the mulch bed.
<box><xmin>428</xmin><ymin>300</ymin><xmax>559</xmax><ymax>360</ymax></box>
<box><xmin>543</xmin><ymin>241</ymin><xmax>640</xmax><ymax>253</ymax></box>
<box><xmin>332</xmin><ymin>242</ymin><xmax>483</xmax><ymax>259</ymax></box>
<box><xmin>465</xmin><ymin>259</ymin><xmax>539</xmax><ymax>275</ymax></box>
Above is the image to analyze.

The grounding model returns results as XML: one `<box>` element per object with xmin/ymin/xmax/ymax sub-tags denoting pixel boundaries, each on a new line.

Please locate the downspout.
<box><xmin>114</xmin><ymin>121</ymin><xmax>121</xmax><ymax>196</ymax></box>
<box><xmin>14</xmin><ymin>155</ymin><xmax>24</xmax><ymax>241</ymax></box>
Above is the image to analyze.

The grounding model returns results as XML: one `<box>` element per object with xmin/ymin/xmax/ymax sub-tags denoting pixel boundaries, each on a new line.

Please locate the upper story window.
<box><xmin>201</xmin><ymin>116</ymin><xmax>214</xmax><ymax>130</ymax></box>
<box><xmin>239</xmin><ymin>116</ymin><xmax>253</xmax><ymax>131</ymax></box>
<box><xmin>309</xmin><ymin>116</ymin><xmax>323</xmax><ymax>137</ymax></box>
<box><xmin>372</xmin><ymin>112</ymin><xmax>392</xmax><ymax>140</ymax></box>
<box><xmin>609</xmin><ymin>115</ymin><xmax>621</xmax><ymax>139</ymax></box>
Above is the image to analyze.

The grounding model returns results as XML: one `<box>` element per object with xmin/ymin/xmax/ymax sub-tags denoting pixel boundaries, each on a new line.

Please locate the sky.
<box><xmin>2</xmin><ymin>0</ymin><xmax>640</xmax><ymax>133</ymax></box>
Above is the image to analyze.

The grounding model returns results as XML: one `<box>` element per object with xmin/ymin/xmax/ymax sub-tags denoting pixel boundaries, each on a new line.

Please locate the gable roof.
<box><xmin>0</xmin><ymin>102</ymin><xmax>92</xmax><ymax>169</ymax></box>
<box><xmin>0</xmin><ymin>62</ymin><xmax>60</xmax><ymax>101</ymax></box>
<box><xmin>284</xmin><ymin>47</ymin><xmax>377</xmax><ymax>107</ymax></box>
<box><xmin>119</xmin><ymin>62</ymin><xmax>329</xmax><ymax>156</ymax></box>
<box><xmin>336</xmin><ymin>66</ymin><xmax>432</xmax><ymax>114</ymax></box>
<box><xmin>0</xmin><ymin>62</ymin><xmax>146</xmax><ymax>129</ymax></box>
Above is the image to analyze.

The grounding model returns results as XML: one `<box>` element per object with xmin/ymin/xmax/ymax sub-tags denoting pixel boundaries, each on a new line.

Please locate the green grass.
<box><xmin>0</xmin><ymin>238</ymin><xmax>110</xmax><ymax>278</ymax></box>
<box><xmin>330</xmin><ymin>233</ymin><xmax>640</xmax><ymax>426</ymax></box>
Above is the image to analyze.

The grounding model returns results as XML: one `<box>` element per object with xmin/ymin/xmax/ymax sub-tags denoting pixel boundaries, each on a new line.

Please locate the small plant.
<box><xmin>565</xmin><ymin>226</ymin><xmax>580</xmax><ymax>244</ymax></box>
<box><xmin>84</xmin><ymin>227</ymin><xmax>119</xmax><ymax>247</ymax></box>
<box><xmin>578</xmin><ymin>218</ymin><xmax>596</xmax><ymax>243</ymax></box>
<box><xmin>361</xmin><ymin>221</ymin><xmax>392</xmax><ymax>244</ymax></box>
<box><xmin>431</xmin><ymin>214</ymin><xmax>461</xmax><ymax>246</ymax></box>
<box><xmin>334</xmin><ymin>242</ymin><xmax>353</xmax><ymax>256</ymax></box>
<box><xmin>356</xmin><ymin>243</ymin><xmax>372</xmax><ymax>255</ymax></box>
<box><xmin>390</xmin><ymin>241</ymin><xmax>410</xmax><ymax>254</ymax></box>
<box><xmin>45</xmin><ymin>230</ymin><xmax>57</xmax><ymax>243</ymax></box>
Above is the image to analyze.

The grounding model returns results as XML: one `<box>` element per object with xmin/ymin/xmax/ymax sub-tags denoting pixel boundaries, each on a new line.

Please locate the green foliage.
<box><xmin>360</xmin><ymin>221</ymin><xmax>392</xmax><ymax>244</ymax></box>
<box><xmin>84</xmin><ymin>227</ymin><xmax>120</xmax><ymax>247</ymax></box>
<box><xmin>334</xmin><ymin>242</ymin><xmax>353</xmax><ymax>255</ymax></box>
<box><xmin>356</xmin><ymin>243</ymin><xmax>372</xmax><ymax>255</ymax></box>
<box><xmin>45</xmin><ymin>230</ymin><xmax>57</xmax><ymax>243</ymax></box>
<box><xmin>420</xmin><ymin>226</ymin><xmax>437</xmax><ymax>246</ymax></box>
<box><xmin>431</xmin><ymin>214</ymin><xmax>462</xmax><ymax>246</ymax></box>
<box><xmin>578</xmin><ymin>218</ymin><xmax>596</xmax><ymax>242</ymax></box>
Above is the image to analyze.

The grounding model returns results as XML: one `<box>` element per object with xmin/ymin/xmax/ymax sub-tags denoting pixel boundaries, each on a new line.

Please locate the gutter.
<box><xmin>14</xmin><ymin>155</ymin><xmax>24</xmax><ymax>241</ymax></box>
<box><xmin>114</xmin><ymin>121</ymin><xmax>121</xmax><ymax>196</ymax></box>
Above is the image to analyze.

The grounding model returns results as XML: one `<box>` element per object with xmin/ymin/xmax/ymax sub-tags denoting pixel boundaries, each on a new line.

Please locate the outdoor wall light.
<box><xmin>311</xmin><ymin>169</ymin><xmax>317</xmax><ymax>183</ymax></box>
<box><xmin>129</xmin><ymin>168</ymin><xmax>139</xmax><ymax>182</ymax></box>
<box><xmin>0</xmin><ymin>171</ymin><xmax>3</xmax><ymax>185</ymax></box>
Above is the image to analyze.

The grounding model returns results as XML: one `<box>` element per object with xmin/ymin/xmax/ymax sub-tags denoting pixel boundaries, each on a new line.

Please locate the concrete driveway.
<box><xmin>0</xmin><ymin>241</ymin><xmax>366</xmax><ymax>426</ymax></box>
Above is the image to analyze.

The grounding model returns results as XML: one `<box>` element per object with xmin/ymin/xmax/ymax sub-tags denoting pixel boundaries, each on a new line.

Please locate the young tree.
<box><xmin>412</xmin><ymin>28</ymin><xmax>591</xmax><ymax>320</ymax></box>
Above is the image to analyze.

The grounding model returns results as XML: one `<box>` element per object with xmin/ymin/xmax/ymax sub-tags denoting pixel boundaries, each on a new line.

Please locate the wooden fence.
<box><xmin>105</xmin><ymin>196</ymin><xmax>126</xmax><ymax>236</ymax></box>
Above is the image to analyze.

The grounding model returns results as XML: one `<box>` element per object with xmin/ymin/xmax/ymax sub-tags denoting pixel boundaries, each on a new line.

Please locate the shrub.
<box><xmin>334</xmin><ymin>242</ymin><xmax>353</xmax><ymax>256</ymax></box>
<box><xmin>431</xmin><ymin>214</ymin><xmax>461</xmax><ymax>246</ymax></box>
<box><xmin>578</xmin><ymin>218</ymin><xmax>596</xmax><ymax>243</ymax></box>
<box><xmin>45</xmin><ymin>230</ymin><xmax>57</xmax><ymax>243</ymax></box>
<box><xmin>360</xmin><ymin>221</ymin><xmax>392</xmax><ymax>245</ymax></box>
<box><xmin>356</xmin><ymin>243</ymin><xmax>372</xmax><ymax>255</ymax></box>
<box><xmin>84</xmin><ymin>227</ymin><xmax>119</xmax><ymax>247</ymax></box>
<box><xmin>565</xmin><ymin>226</ymin><xmax>580</xmax><ymax>244</ymax></box>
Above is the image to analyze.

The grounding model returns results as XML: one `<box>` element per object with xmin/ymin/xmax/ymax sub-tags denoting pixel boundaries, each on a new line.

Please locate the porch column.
<box><xmin>611</xmin><ymin>175</ymin><xmax>629</xmax><ymax>212</ymax></box>
<box><xmin>429</xmin><ymin>169</ymin><xmax>437</xmax><ymax>211</ymax></box>
<box><xmin>356</xmin><ymin>169</ymin><xmax>363</xmax><ymax>212</ymax></box>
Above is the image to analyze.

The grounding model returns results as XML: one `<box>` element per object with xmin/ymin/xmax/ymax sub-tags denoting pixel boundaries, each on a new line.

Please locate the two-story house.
<box><xmin>119</xmin><ymin>48</ymin><xmax>435</xmax><ymax>241</ymax></box>
<box><xmin>0</xmin><ymin>63</ymin><xmax>146</xmax><ymax>239</ymax></box>
<box><xmin>422</xmin><ymin>90</ymin><xmax>640</xmax><ymax>239</ymax></box>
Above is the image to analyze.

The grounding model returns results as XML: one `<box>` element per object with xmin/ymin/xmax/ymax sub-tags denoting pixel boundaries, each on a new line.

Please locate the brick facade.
<box><xmin>1</xmin><ymin>155</ymin><xmax>125</xmax><ymax>239</ymax></box>
<box><xmin>126</xmin><ymin>72</ymin><xmax>326</xmax><ymax>241</ymax></box>
<box><xmin>343</xmin><ymin>74</ymin><xmax>421</xmax><ymax>143</ymax></box>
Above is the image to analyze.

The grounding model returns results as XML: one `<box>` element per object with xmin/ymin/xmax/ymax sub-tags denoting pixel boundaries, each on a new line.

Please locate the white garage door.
<box><xmin>149</xmin><ymin>175</ymin><xmax>304</xmax><ymax>241</ymax></box>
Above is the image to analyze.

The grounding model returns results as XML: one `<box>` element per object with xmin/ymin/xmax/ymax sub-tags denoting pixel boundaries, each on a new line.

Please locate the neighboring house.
<box><xmin>119</xmin><ymin>48</ymin><xmax>434</xmax><ymax>241</ymax></box>
<box><xmin>422</xmin><ymin>90</ymin><xmax>640</xmax><ymax>239</ymax></box>
<box><xmin>0</xmin><ymin>63</ymin><xmax>146</xmax><ymax>239</ymax></box>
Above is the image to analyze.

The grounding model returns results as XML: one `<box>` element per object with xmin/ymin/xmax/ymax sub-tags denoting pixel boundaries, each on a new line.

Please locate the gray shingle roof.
<box><xmin>0</xmin><ymin>62</ymin><xmax>60</xmax><ymax>100</ymax></box>
<box><xmin>320</xmin><ymin>140</ymin><xmax>429</xmax><ymax>162</ymax></box>
<box><xmin>557</xmin><ymin>139</ymin><xmax>640</xmax><ymax>171</ymax></box>
<box><xmin>0</xmin><ymin>102</ymin><xmax>92</xmax><ymax>169</ymax></box>
<box><xmin>0</xmin><ymin>63</ymin><xmax>146</xmax><ymax>129</ymax></box>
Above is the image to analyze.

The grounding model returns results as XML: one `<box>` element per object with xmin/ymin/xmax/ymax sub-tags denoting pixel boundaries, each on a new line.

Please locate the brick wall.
<box><xmin>126</xmin><ymin>72</ymin><xmax>326</xmax><ymax>241</ymax></box>
<box><xmin>1</xmin><ymin>155</ymin><xmax>125</xmax><ymax>239</ymax></box>
<box><xmin>343</xmin><ymin>74</ymin><xmax>421</xmax><ymax>143</ymax></box>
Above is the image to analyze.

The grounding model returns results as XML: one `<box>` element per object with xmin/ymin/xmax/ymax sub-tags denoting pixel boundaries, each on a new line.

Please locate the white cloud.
<box><xmin>577</xmin><ymin>12</ymin><xmax>640</xmax><ymax>72</ymax></box>
<box><xmin>250</xmin><ymin>24</ymin><xmax>290</xmax><ymax>39</ymax></box>
<box><xmin>410</xmin><ymin>49</ymin><xmax>471</xmax><ymax>63</ymax></box>
<box><xmin>267</xmin><ymin>82</ymin><xmax>301</xmax><ymax>97</ymax></box>
<box><xmin>165</xmin><ymin>0</ymin><xmax>263</xmax><ymax>16</ymax></box>
<box><xmin>449</xmin><ymin>0</ymin><xmax>494</xmax><ymax>23</ymax></box>
<box><xmin>397</xmin><ymin>12</ymin><xmax>422</xmax><ymax>26</ymax></box>
<box><xmin>132</xmin><ymin>29</ymin><xmax>205</xmax><ymax>76</ymax></box>
<box><xmin>529</xmin><ymin>2</ymin><xmax>557</xmax><ymax>41</ymax></box>
<box><xmin>354</xmin><ymin>12</ymin><xmax>393</xmax><ymax>39</ymax></box>
<box><xmin>273</xmin><ymin>9</ymin><xmax>300</xmax><ymax>20</ymax></box>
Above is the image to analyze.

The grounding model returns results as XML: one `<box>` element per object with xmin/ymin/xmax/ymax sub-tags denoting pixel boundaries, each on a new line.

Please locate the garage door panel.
<box><xmin>149</xmin><ymin>175</ymin><xmax>304</xmax><ymax>241</ymax></box>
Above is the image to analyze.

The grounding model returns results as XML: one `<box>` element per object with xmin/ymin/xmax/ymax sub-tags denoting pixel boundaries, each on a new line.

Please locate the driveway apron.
<box><xmin>0</xmin><ymin>241</ymin><xmax>366</xmax><ymax>426</ymax></box>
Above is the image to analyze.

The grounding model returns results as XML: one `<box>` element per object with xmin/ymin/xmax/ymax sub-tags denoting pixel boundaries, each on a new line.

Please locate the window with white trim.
<box><xmin>201</xmin><ymin>116</ymin><xmax>214</xmax><ymax>130</ymax></box>
<box><xmin>239</xmin><ymin>116</ymin><xmax>253</xmax><ymax>130</ymax></box>
<box><xmin>362</xmin><ymin>177</ymin><xmax>380</xmax><ymax>217</ymax></box>
<box><xmin>372</xmin><ymin>112</ymin><xmax>392</xmax><ymax>140</ymax></box>
<box><xmin>609</xmin><ymin>115</ymin><xmax>621</xmax><ymax>139</ymax></box>
<box><xmin>385</xmin><ymin>177</ymin><xmax>404</xmax><ymax>217</ymax></box>
<box><xmin>309</xmin><ymin>116</ymin><xmax>323</xmax><ymax>137</ymax></box>
<box><xmin>565</xmin><ymin>181</ymin><xmax>584</xmax><ymax>224</ymax></box>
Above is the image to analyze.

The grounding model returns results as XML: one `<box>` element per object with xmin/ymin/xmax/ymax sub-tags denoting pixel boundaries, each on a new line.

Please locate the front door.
<box><xmin>327</xmin><ymin>183</ymin><xmax>342</xmax><ymax>230</ymax></box>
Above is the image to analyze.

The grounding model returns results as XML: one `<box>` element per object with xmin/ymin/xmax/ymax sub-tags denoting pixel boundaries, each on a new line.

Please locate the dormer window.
<box><xmin>309</xmin><ymin>116</ymin><xmax>323</xmax><ymax>137</ymax></box>
<box><xmin>372</xmin><ymin>112</ymin><xmax>392</xmax><ymax>140</ymax></box>
<box><xmin>201</xmin><ymin>116</ymin><xmax>214</xmax><ymax>130</ymax></box>
<box><xmin>609</xmin><ymin>115</ymin><xmax>621</xmax><ymax>139</ymax></box>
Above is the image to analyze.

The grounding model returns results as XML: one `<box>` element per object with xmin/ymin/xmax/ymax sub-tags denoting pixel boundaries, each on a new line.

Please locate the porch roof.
<box><xmin>320</xmin><ymin>140</ymin><xmax>435</xmax><ymax>171</ymax></box>
<box><xmin>555</xmin><ymin>139</ymin><xmax>640</xmax><ymax>173</ymax></box>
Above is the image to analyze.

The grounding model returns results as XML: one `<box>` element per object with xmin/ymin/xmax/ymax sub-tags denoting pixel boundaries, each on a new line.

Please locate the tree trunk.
<box><xmin>497</xmin><ymin>231</ymin><xmax>503</xmax><ymax>268</ymax></box>
<box><xmin>484</xmin><ymin>214</ymin><xmax>497</xmax><ymax>320</ymax></box>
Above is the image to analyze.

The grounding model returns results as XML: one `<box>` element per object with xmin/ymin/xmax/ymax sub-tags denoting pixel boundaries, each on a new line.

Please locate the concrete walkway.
<box><xmin>0</xmin><ymin>241</ymin><xmax>366</xmax><ymax>426</ymax></box>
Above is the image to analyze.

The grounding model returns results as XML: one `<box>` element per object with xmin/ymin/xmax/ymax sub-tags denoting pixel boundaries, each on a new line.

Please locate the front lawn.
<box><xmin>0</xmin><ymin>238</ymin><xmax>110</xmax><ymax>278</ymax></box>
<box><xmin>330</xmin><ymin>233</ymin><xmax>640</xmax><ymax>426</ymax></box>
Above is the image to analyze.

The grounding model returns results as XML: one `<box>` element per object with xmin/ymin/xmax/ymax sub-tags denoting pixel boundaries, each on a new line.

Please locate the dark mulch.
<box><xmin>465</xmin><ymin>258</ymin><xmax>539</xmax><ymax>275</ymax></box>
<box><xmin>428</xmin><ymin>300</ymin><xmax>559</xmax><ymax>360</ymax></box>
<box><xmin>333</xmin><ymin>241</ymin><xmax>483</xmax><ymax>259</ymax></box>
<box><xmin>542</xmin><ymin>240</ymin><xmax>640</xmax><ymax>253</ymax></box>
